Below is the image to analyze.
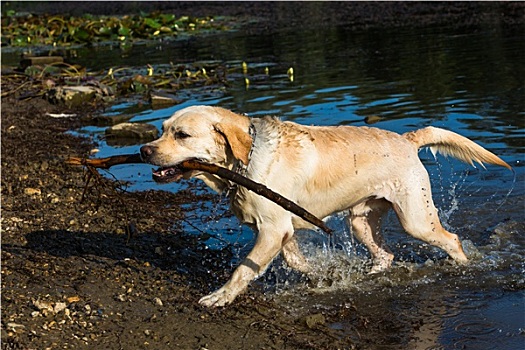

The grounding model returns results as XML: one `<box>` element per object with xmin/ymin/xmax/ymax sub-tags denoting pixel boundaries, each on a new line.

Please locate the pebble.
<box><xmin>33</xmin><ymin>300</ymin><xmax>54</xmax><ymax>313</ymax></box>
<box><xmin>67</xmin><ymin>296</ymin><xmax>81</xmax><ymax>303</ymax></box>
<box><xmin>364</xmin><ymin>115</ymin><xmax>383</xmax><ymax>124</ymax></box>
<box><xmin>24</xmin><ymin>187</ymin><xmax>41</xmax><ymax>196</ymax></box>
<box><xmin>54</xmin><ymin>302</ymin><xmax>67</xmax><ymax>313</ymax></box>
<box><xmin>153</xmin><ymin>297</ymin><xmax>163</xmax><ymax>306</ymax></box>
<box><xmin>302</xmin><ymin>313</ymin><xmax>326</xmax><ymax>329</ymax></box>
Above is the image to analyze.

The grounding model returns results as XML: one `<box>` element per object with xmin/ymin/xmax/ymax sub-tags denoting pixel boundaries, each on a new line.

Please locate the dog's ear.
<box><xmin>214</xmin><ymin>123</ymin><xmax>252</xmax><ymax>165</ymax></box>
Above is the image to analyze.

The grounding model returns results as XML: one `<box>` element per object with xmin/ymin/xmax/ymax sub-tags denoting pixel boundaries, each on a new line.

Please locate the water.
<box><xmin>44</xmin><ymin>24</ymin><xmax>525</xmax><ymax>348</ymax></box>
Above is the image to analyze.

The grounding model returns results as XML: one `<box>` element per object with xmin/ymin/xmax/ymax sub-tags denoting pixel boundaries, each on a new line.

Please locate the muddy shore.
<box><xmin>2</xmin><ymin>94</ymin><xmax>343</xmax><ymax>349</ymax></box>
<box><xmin>2</xmin><ymin>2</ymin><xmax>524</xmax><ymax>350</ymax></box>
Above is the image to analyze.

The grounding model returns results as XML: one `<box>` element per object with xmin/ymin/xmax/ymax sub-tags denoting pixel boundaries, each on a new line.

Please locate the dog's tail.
<box><xmin>403</xmin><ymin>126</ymin><xmax>511</xmax><ymax>170</ymax></box>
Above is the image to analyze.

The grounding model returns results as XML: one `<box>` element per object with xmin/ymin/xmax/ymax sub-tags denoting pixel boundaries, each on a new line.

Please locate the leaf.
<box><xmin>47</xmin><ymin>16</ymin><xmax>66</xmax><ymax>25</ymax></box>
<box><xmin>24</xmin><ymin>66</ymin><xmax>42</xmax><ymax>76</ymax></box>
<box><xmin>160</xmin><ymin>14</ymin><xmax>176</xmax><ymax>24</ymax></box>
<box><xmin>73</xmin><ymin>28</ymin><xmax>90</xmax><ymax>42</ymax></box>
<box><xmin>14</xmin><ymin>35</ymin><xmax>29</xmax><ymax>46</ymax></box>
<box><xmin>153</xmin><ymin>79</ymin><xmax>172</xmax><ymax>87</ymax></box>
<box><xmin>118</xmin><ymin>26</ymin><xmax>131</xmax><ymax>37</ymax></box>
<box><xmin>133</xmin><ymin>74</ymin><xmax>152</xmax><ymax>85</ymax></box>
<box><xmin>143</xmin><ymin>18</ymin><xmax>161</xmax><ymax>29</ymax></box>
<box><xmin>98</xmin><ymin>27</ymin><xmax>113</xmax><ymax>36</ymax></box>
<box><xmin>132</xmin><ymin>81</ymin><xmax>146</xmax><ymax>93</ymax></box>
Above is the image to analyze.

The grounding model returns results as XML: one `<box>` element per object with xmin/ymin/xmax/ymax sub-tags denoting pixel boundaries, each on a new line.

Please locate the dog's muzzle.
<box><xmin>140</xmin><ymin>144</ymin><xmax>185</xmax><ymax>183</ymax></box>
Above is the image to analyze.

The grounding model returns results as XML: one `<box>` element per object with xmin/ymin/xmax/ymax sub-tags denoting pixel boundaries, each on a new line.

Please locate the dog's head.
<box><xmin>140</xmin><ymin>105</ymin><xmax>252</xmax><ymax>184</ymax></box>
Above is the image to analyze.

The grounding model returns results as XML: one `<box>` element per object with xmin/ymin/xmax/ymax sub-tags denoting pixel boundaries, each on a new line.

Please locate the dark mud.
<box><xmin>2</xmin><ymin>2</ymin><xmax>525</xmax><ymax>350</ymax></box>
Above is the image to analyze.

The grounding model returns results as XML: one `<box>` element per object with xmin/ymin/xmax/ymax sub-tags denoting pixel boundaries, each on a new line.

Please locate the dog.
<box><xmin>140</xmin><ymin>105</ymin><xmax>511</xmax><ymax>307</ymax></box>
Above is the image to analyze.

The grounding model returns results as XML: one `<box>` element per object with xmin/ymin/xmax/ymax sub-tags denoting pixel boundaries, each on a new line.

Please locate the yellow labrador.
<box><xmin>140</xmin><ymin>105</ymin><xmax>510</xmax><ymax>307</ymax></box>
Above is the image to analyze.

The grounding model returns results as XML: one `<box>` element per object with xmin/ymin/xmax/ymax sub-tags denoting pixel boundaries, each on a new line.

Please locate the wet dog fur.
<box><xmin>140</xmin><ymin>105</ymin><xmax>511</xmax><ymax>307</ymax></box>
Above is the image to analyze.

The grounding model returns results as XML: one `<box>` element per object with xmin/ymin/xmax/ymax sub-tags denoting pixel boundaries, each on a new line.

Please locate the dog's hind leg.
<box><xmin>349</xmin><ymin>199</ymin><xmax>394</xmax><ymax>273</ymax></box>
<box><xmin>282</xmin><ymin>236</ymin><xmax>311</xmax><ymax>274</ymax></box>
<box><xmin>391</xmin><ymin>170</ymin><xmax>468</xmax><ymax>264</ymax></box>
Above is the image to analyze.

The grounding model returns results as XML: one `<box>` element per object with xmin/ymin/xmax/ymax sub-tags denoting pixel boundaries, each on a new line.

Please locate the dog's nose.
<box><xmin>140</xmin><ymin>145</ymin><xmax>155</xmax><ymax>160</ymax></box>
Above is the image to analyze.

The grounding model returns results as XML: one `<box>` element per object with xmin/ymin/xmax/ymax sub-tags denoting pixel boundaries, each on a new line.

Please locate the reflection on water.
<box><xmin>68</xmin><ymin>24</ymin><xmax>523</xmax><ymax>348</ymax></box>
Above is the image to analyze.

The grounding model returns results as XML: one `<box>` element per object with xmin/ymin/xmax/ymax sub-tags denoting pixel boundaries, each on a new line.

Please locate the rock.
<box><xmin>20</xmin><ymin>56</ymin><xmax>64</xmax><ymax>69</ymax></box>
<box><xmin>149</xmin><ymin>90</ymin><xmax>180</xmax><ymax>109</ymax></box>
<box><xmin>105</xmin><ymin>122</ymin><xmax>159</xmax><ymax>146</ymax></box>
<box><xmin>116</xmin><ymin>294</ymin><xmax>127</xmax><ymax>302</ymax></box>
<box><xmin>364</xmin><ymin>115</ymin><xmax>382</xmax><ymax>124</ymax></box>
<box><xmin>54</xmin><ymin>302</ymin><xmax>68</xmax><ymax>314</ymax></box>
<box><xmin>153</xmin><ymin>297</ymin><xmax>163</xmax><ymax>306</ymax></box>
<box><xmin>6</xmin><ymin>322</ymin><xmax>25</xmax><ymax>331</ymax></box>
<box><xmin>24</xmin><ymin>187</ymin><xmax>41</xmax><ymax>196</ymax></box>
<box><xmin>46</xmin><ymin>86</ymin><xmax>97</xmax><ymax>107</ymax></box>
<box><xmin>301</xmin><ymin>313</ymin><xmax>326</xmax><ymax>329</ymax></box>
<box><xmin>88</xmin><ymin>114</ymin><xmax>134</xmax><ymax>126</ymax></box>
<box><xmin>33</xmin><ymin>300</ymin><xmax>68</xmax><ymax>316</ymax></box>
<box><xmin>45</xmin><ymin>84</ymin><xmax>113</xmax><ymax>107</ymax></box>
<box><xmin>67</xmin><ymin>296</ymin><xmax>81</xmax><ymax>303</ymax></box>
<box><xmin>1</xmin><ymin>65</ymin><xmax>18</xmax><ymax>75</ymax></box>
<box><xmin>33</xmin><ymin>300</ymin><xmax>54</xmax><ymax>314</ymax></box>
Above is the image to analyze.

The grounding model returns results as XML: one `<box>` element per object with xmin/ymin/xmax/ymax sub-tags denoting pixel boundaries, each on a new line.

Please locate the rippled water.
<box><xmin>69</xmin><ymin>24</ymin><xmax>524</xmax><ymax>348</ymax></box>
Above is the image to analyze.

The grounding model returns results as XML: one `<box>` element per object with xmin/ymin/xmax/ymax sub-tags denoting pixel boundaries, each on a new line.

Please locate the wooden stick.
<box><xmin>67</xmin><ymin>153</ymin><xmax>143</xmax><ymax>169</ymax></box>
<box><xmin>67</xmin><ymin>154</ymin><xmax>333</xmax><ymax>234</ymax></box>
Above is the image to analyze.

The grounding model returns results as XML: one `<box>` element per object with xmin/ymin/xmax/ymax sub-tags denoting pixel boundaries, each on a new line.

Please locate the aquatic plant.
<box><xmin>1</xmin><ymin>12</ymin><xmax>226</xmax><ymax>47</ymax></box>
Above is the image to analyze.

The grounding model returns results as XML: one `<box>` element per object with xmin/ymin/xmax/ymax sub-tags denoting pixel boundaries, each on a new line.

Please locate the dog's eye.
<box><xmin>175</xmin><ymin>131</ymin><xmax>191</xmax><ymax>139</ymax></box>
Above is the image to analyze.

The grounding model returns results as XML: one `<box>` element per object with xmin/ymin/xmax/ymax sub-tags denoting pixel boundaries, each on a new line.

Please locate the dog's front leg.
<box><xmin>199</xmin><ymin>225</ymin><xmax>288</xmax><ymax>307</ymax></box>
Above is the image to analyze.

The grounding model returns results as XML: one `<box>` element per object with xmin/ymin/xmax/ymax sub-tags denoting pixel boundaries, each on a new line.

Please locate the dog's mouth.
<box><xmin>152</xmin><ymin>165</ymin><xmax>185</xmax><ymax>183</ymax></box>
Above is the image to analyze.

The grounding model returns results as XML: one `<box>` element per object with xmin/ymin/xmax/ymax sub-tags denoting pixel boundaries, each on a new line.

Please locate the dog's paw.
<box><xmin>368</xmin><ymin>264</ymin><xmax>388</xmax><ymax>274</ymax></box>
<box><xmin>199</xmin><ymin>288</ymin><xmax>235</xmax><ymax>307</ymax></box>
<box><xmin>368</xmin><ymin>253</ymin><xmax>394</xmax><ymax>274</ymax></box>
